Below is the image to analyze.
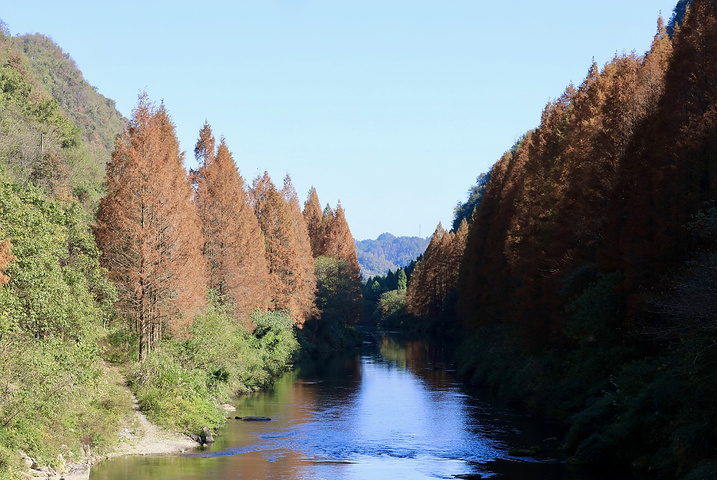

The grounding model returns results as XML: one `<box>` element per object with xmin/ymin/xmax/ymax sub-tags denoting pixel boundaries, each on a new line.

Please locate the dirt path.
<box><xmin>111</xmin><ymin>386</ymin><xmax>199</xmax><ymax>458</ymax></box>
<box><xmin>23</xmin><ymin>364</ymin><xmax>199</xmax><ymax>480</ymax></box>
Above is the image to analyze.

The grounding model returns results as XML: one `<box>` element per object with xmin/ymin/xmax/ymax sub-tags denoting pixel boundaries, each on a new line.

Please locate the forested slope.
<box><xmin>403</xmin><ymin>1</ymin><xmax>717</xmax><ymax>477</ymax></box>
<box><xmin>0</xmin><ymin>26</ymin><xmax>126</xmax><ymax>208</ymax></box>
<box><xmin>448</xmin><ymin>2</ymin><xmax>717</xmax><ymax>478</ymax></box>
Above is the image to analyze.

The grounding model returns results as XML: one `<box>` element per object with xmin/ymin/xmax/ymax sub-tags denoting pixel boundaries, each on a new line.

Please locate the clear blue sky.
<box><xmin>2</xmin><ymin>1</ymin><xmax>678</xmax><ymax>240</ymax></box>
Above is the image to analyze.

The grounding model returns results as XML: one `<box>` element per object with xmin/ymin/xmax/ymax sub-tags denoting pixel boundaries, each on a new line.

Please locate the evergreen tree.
<box><xmin>95</xmin><ymin>94</ymin><xmax>206</xmax><ymax>361</ymax></box>
<box><xmin>193</xmin><ymin>123</ymin><xmax>270</xmax><ymax>321</ymax></box>
<box><xmin>453</xmin><ymin>173</ymin><xmax>490</xmax><ymax>232</ymax></box>
<box><xmin>397</xmin><ymin>268</ymin><xmax>407</xmax><ymax>291</ymax></box>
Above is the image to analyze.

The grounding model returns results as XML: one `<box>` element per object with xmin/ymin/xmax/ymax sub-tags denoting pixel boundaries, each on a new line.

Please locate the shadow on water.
<box><xmin>91</xmin><ymin>332</ymin><xmax>632</xmax><ymax>479</ymax></box>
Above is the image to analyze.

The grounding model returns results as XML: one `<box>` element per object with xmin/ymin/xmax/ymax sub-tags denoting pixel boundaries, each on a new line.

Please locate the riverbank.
<box><xmin>454</xmin><ymin>323</ymin><xmax>717</xmax><ymax>480</ymax></box>
<box><xmin>87</xmin><ymin>332</ymin><xmax>609</xmax><ymax>480</ymax></box>
<box><xmin>19</xmin><ymin>364</ymin><xmax>201</xmax><ymax>480</ymax></box>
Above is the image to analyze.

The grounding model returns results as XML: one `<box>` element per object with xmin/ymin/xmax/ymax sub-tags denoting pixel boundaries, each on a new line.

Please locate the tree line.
<box><xmin>95</xmin><ymin>94</ymin><xmax>362</xmax><ymax>361</ymax></box>
<box><xmin>405</xmin><ymin>2</ymin><xmax>717</xmax><ymax>477</ymax></box>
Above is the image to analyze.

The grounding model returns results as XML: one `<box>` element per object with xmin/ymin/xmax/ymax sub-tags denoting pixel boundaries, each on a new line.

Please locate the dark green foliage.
<box><xmin>668</xmin><ymin>0</ymin><xmax>692</xmax><ymax>37</ymax></box>
<box><xmin>452</xmin><ymin>172</ymin><xmax>490</xmax><ymax>232</ymax></box>
<box><xmin>355</xmin><ymin>233</ymin><xmax>429</xmax><ymax>278</ymax></box>
<box><xmin>396</xmin><ymin>269</ymin><xmax>407</xmax><ymax>290</ymax></box>
<box><xmin>362</xmin><ymin>265</ymin><xmax>418</xmax><ymax>325</ymax></box>
<box><xmin>299</xmin><ymin>257</ymin><xmax>362</xmax><ymax>354</ymax></box>
<box><xmin>313</xmin><ymin>257</ymin><xmax>362</xmax><ymax>324</ymax></box>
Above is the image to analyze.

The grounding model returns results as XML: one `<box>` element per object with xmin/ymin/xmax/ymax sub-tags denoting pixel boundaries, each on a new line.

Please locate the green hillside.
<box><xmin>0</xmin><ymin>23</ymin><xmax>126</xmax><ymax>208</ymax></box>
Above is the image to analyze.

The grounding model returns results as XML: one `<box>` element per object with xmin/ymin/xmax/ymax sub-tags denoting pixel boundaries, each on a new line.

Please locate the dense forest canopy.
<box><xmin>400</xmin><ymin>0</ymin><xmax>717</xmax><ymax>477</ymax></box>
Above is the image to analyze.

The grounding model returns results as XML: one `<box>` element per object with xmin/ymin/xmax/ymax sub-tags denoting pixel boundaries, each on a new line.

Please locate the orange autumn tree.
<box><xmin>251</xmin><ymin>171</ymin><xmax>312</xmax><ymax>325</ymax></box>
<box><xmin>407</xmin><ymin>220</ymin><xmax>467</xmax><ymax>319</ymax></box>
<box><xmin>457</xmin><ymin>17</ymin><xmax>673</xmax><ymax>340</ymax></box>
<box><xmin>281</xmin><ymin>175</ymin><xmax>318</xmax><ymax>323</ymax></box>
<box><xmin>95</xmin><ymin>94</ymin><xmax>206</xmax><ymax>361</ymax></box>
<box><xmin>313</xmin><ymin>200</ymin><xmax>363</xmax><ymax>325</ymax></box>
<box><xmin>303</xmin><ymin>186</ymin><xmax>324</xmax><ymax>258</ymax></box>
<box><xmin>320</xmin><ymin>202</ymin><xmax>361</xmax><ymax>271</ymax></box>
<box><xmin>0</xmin><ymin>235</ymin><xmax>13</xmax><ymax>286</ymax></box>
<box><xmin>193</xmin><ymin>123</ymin><xmax>270</xmax><ymax>321</ymax></box>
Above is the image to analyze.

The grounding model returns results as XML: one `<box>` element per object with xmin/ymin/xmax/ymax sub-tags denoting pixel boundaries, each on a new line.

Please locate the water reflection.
<box><xmin>91</xmin><ymin>333</ymin><xmax>620</xmax><ymax>480</ymax></box>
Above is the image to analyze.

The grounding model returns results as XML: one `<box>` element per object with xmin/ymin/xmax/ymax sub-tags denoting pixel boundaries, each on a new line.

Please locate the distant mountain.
<box><xmin>355</xmin><ymin>233</ymin><xmax>430</xmax><ymax>278</ymax></box>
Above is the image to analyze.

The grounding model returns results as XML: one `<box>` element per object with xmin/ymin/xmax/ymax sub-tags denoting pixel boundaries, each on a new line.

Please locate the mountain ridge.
<box><xmin>355</xmin><ymin>232</ymin><xmax>429</xmax><ymax>278</ymax></box>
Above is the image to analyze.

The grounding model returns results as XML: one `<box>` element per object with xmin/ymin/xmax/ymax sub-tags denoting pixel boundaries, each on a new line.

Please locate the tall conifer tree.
<box><xmin>317</xmin><ymin>201</ymin><xmax>363</xmax><ymax>324</ymax></box>
<box><xmin>251</xmin><ymin>172</ymin><xmax>309</xmax><ymax>324</ymax></box>
<box><xmin>303</xmin><ymin>187</ymin><xmax>324</xmax><ymax>258</ymax></box>
<box><xmin>95</xmin><ymin>94</ymin><xmax>206</xmax><ymax>361</ymax></box>
<box><xmin>281</xmin><ymin>175</ymin><xmax>318</xmax><ymax>323</ymax></box>
<box><xmin>193</xmin><ymin>123</ymin><xmax>270</xmax><ymax>321</ymax></box>
<box><xmin>322</xmin><ymin>202</ymin><xmax>361</xmax><ymax>275</ymax></box>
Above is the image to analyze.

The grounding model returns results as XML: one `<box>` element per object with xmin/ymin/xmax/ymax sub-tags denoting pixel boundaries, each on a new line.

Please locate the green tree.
<box><xmin>397</xmin><ymin>268</ymin><xmax>407</xmax><ymax>291</ymax></box>
<box><xmin>0</xmin><ymin>182</ymin><xmax>115</xmax><ymax>338</ymax></box>
<box><xmin>453</xmin><ymin>172</ymin><xmax>490</xmax><ymax>232</ymax></box>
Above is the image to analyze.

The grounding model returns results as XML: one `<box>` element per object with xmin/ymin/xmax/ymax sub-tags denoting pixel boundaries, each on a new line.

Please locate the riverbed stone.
<box><xmin>201</xmin><ymin>426</ymin><xmax>215</xmax><ymax>444</ymax></box>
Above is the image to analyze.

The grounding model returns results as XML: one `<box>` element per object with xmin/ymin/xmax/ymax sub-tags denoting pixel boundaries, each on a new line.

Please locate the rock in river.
<box><xmin>239</xmin><ymin>416</ymin><xmax>271</xmax><ymax>422</ymax></box>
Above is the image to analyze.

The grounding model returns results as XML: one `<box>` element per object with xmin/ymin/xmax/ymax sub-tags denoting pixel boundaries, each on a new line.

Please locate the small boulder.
<box><xmin>201</xmin><ymin>426</ymin><xmax>215</xmax><ymax>444</ymax></box>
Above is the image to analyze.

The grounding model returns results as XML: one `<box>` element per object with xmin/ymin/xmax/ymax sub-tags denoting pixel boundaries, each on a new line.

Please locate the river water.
<box><xmin>91</xmin><ymin>333</ymin><xmax>614</xmax><ymax>479</ymax></box>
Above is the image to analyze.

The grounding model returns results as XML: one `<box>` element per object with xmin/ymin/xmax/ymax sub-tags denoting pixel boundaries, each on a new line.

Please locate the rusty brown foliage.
<box><xmin>251</xmin><ymin>172</ymin><xmax>312</xmax><ymax>325</ymax></box>
<box><xmin>95</xmin><ymin>94</ymin><xmax>207</xmax><ymax>361</ymax></box>
<box><xmin>407</xmin><ymin>220</ymin><xmax>467</xmax><ymax>319</ymax></box>
<box><xmin>193</xmin><ymin>123</ymin><xmax>271</xmax><ymax>323</ymax></box>
<box><xmin>0</xmin><ymin>236</ymin><xmax>13</xmax><ymax>287</ymax></box>
<box><xmin>458</xmin><ymin>16</ymin><xmax>674</xmax><ymax>341</ymax></box>
<box><xmin>303</xmin><ymin>186</ymin><xmax>324</xmax><ymax>258</ymax></box>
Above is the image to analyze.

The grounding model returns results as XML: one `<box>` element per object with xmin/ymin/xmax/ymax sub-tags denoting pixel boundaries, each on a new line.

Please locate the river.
<box><xmin>91</xmin><ymin>333</ymin><xmax>617</xmax><ymax>479</ymax></box>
